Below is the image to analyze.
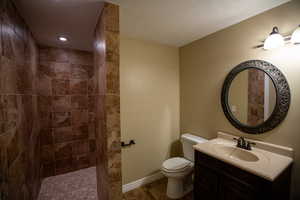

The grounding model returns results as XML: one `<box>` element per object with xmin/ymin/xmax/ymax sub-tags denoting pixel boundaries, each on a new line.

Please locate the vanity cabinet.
<box><xmin>194</xmin><ymin>151</ymin><xmax>292</xmax><ymax>200</ymax></box>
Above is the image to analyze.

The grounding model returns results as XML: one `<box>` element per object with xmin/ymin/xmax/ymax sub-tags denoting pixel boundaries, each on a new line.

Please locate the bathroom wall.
<box><xmin>0</xmin><ymin>0</ymin><xmax>41</xmax><ymax>199</ymax></box>
<box><xmin>38</xmin><ymin>46</ymin><xmax>96</xmax><ymax>177</ymax></box>
<box><xmin>228</xmin><ymin>71</ymin><xmax>248</xmax><ymax>124</ymax></box>
<box><xmin>120</xmin><ymin>38</ymin><xmax>180</xmax><ymax>184</ymax></box>
<box><xmin>247</xmin><ymin>69</ymin><xmax>265</xmax><ymax>125</ymax></box>
<box><xmin>180</xmin><ymin>1</ymin><xmax>300</xmax><ymax>199</ymax></box>
<box><xmin>94</xmin><ymin>3</ymin><xmax>122</xmax><ymax>200</ymax></box>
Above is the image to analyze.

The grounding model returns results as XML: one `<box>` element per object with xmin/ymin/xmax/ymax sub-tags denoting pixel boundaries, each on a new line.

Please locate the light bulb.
<box><xmin>291</xmin><ymin>25</ymin><xmax>300</xmax><ymax>44</ymax></box>
<box><xmin>263</xmin><ymin>27</ymin><xmax>284</xmax><ymax>50</ymax></box>
<box><xmin>58</xmin><ymin>36</ymin><xmax>68</xmax><ymax>42</ymax></box>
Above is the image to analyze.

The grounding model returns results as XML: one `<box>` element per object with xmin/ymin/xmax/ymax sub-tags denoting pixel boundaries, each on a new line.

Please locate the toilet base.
<box><xmin>166</xmin><ymin>173</ymin><xmax>193</xmax><ymax>199</ymax></box>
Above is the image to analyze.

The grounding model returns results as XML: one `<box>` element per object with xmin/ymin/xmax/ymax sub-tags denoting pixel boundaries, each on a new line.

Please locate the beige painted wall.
<box><xmin>228</xmin><ymin>70</ymin><xmax>248</xmax><ymax>124</ymax></box>
<box><xmin>180</xmin><ymin>1</ymin><xmax>300</xmax><ymax>199</ymax></box>
<box><xmin>120</xmin><ymin>38</ymin><xmax>180</xmax><ymax>184</ymax></box>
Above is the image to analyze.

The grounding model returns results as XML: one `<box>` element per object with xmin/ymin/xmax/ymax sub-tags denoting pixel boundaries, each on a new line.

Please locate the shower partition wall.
<box><xmin>93</xmin><ymin>3</ymin><xmax>122</xmax><ymax>200</ymax></box>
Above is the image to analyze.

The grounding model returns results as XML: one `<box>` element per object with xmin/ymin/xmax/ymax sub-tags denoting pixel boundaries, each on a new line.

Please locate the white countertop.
<box><xmin>193</xmin><ymin>132</ymin><xmax>293</xmax><ymax>181</ymax></box>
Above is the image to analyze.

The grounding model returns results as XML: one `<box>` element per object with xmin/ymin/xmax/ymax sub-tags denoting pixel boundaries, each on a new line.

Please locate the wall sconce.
<box><xmin>262</xmin><ymin>25</ymin><xmax>300</xmax><ymax>50</ymax></box>
<box><xmin>291</xmin><ymin>25</ymin><xmax>300</xmax><ymax>44</ymax></box>
<box><xmin>263</xmin><ymin>27</ymin><xmax>284</xmax><ymax>50</ymax></box>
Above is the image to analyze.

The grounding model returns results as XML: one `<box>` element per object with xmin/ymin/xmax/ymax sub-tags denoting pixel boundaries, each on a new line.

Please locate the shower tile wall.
<box><xmin>38</xmin><ymin>47</ymin><xmax>96</xmax><ymax>177</ymax></box>
<box><xmin>0</xmin><ymin>0</ymin><xmax>41</xmax><ymax>199</ymax></box>
<box><xmin>247</xmin><ymin>69</ymin><xmax>265</xmax><ymax>126</ymax></box>
<box><xmin>94</xmin><ymin>3</ymin><xmax>122</xmax><ymax>200</ymax></box>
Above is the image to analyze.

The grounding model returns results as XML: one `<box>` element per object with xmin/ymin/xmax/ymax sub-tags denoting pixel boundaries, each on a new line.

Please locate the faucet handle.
<box><xmin>233</xmin><ymin>137</ymin><xmax>242</xmax><ymax>148</ymax></box>
<box><xmin>239</xmin><ymin>137</ymin><xmax>246</xmax><ymax>147</ymax></box>
<box><xmin>245</xmin><ymin>141</ymin><xmax>256</xmax><ymax>150</ymax></box>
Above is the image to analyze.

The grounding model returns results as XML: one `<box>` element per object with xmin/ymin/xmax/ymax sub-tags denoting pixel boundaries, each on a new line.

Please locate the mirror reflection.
<box><xmin>228</xmin><ymin>69</ymin><xmax>276</xmax><ymax>126</ymax></box>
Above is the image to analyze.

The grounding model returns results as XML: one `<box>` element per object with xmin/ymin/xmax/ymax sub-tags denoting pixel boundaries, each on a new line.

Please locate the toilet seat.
<box><xmin>162</xmin><ymin>157</ymin><xmax>192</xmax><ymax>173</ymax></box>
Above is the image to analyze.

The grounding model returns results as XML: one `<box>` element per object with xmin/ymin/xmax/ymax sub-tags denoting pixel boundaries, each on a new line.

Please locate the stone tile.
<box><xmin>73</xmin><ymin>154</ymin><xmax>90</xmax><ymax>170</ymax></box>
<box><xmin>38</xmin><ymin>95</ymin><xmax>52</xmax><ymax>112</ymax></box>
<box><xmin>1</xmin><ymin>1</ymin><xmax>42</xmax><ymax>199</ymax></box>
<box><xmin>88</xmin><ymin>122</ymin><xmax>96</xmax><ymax>139</ymax></box>
<box><xmin>38</xmin><ymin>72</ymin><xmax>52</xmax><ymax>96</ymax></box>
<box><xmin>89</xmin><ymin>152</ymin><xmax>96</xmax><ymax>166</ymax></box>
<box><xmin>68</xmin><ymin>50</ymin><xmax>93</xmax><ymax>65</ymax></box>
<box><xmin>0</xmin><ymin>121</ymin><xmax>17</xmax><ymax>139</ymax></box>
<box><xmin>52</xmin><ymin>62</ymin><xmax>71</xmax><ymax>79</ymax></box>
<box><xmin>89</xmin><ymin>139</ymin><xmax>96</xmax><ymax>152</ymax></box>
<box><xmin>52</xmin><ymin>96</ymin><xmax>71</xmax><ymax>111</ymax></box>
<box><xmin>52</xmin><ymin>79</ymin><xmax>70</xmax><ymax>95</ymax></box>
<box><xmin>39</xmin><ymin>61</ymin><xmax>55</xmax><ymax>78</ymax></box>
<box><xmin>72</xmin><ymin>110</ymin><xmax>88</xmax><ymax>126</ymax></box>
<box><xmin>73</xmin><ymin>125</ymin><xmax>89</xmax><ymax>140</ymax></box>
<box><xmin>71</xmin><ymin>64</ymin><xmax>93</xmax><ymax>79</ymax></box>
<box><xmin>70</xmin><ymin>79</ymin><xmax>87</xmax><ymax>95</ymax></box>
<box><xmin>106</xmin><ymin>61</ymin><xmax>120</xmax><ymax>94</ymax></box>
<box><xmin>0</xmin><ymin>57</ymin><xmax>19</xmax><ymax>94</ymax></box>
<box><xmin>103</xmin><ymin>3</ymin><xmax>120</xmax><ymax>32</ymax></box>
<box><xmin>16</xmin><ymin>66</ymin><xmax>33</xmax><ymax>94</ymax></box>
<box><xmin>40</xmin><ymin>111</ymin><xmax>52</xmax><ymax>129</ymax></box>
<box><xmin>72</xmin><ymin>140</ymin><xmax>89</xmax><ymax>155</ymax></box>
<box><xmin>106</xmin><ymin>31</ymin><xmax>120</xmax><ymax>64</ymax></box>
<box><xmin>88</xmin><ymin>112</ymin><xmax>96</xmax><ymax>123</ymax></box>
<box><xmin>52</xmin><ymin>112</ymin><xmax>71</xmax><ymax>128</ymax></box>
<box><xmin>1</xmin><ymin>23</ymin><xmax>14</xmax><ymax>61</ymax></box>
<box><xmin>42</xmin><ymin>163</ymin><xmax>55</xmax><ymax>178</ymax></box>
<box><xmin>40</xmin><ymin>129</ymin><xmax>53</xmax><ymax>146</ymax></box>
<box><xmin>55</xmin><ymin>157</ymin><xmax>73</xmax><ymax>175</ymax></box>
<box><xmin>71</xmin><ymin>95</ymin><xmax>88</xmax><ymax>110</ymax></box>
<box><xmin>39</xmin><ymin>47</ymin><xmax>69</xmax><ymax>63</ymax></box>
<box><xmin>88</xmin><ymin>95</ymin><xmax>96</xmax><ymax>112</ymax></box>
<box><xmin>2</xmin><ymin>95</ymin><xmax>18</xmax><ymax>122</ymax></box>
<box><xmin>55</xmin><ymin>142</ymin><xmax>73</xmax><ymax>160</ymax></box>
<box><xmin>7</xmin><ymin>152</ymin><xmax>26</xmax><ymax>196</ymax></box>
<box><xmin>106</xmin><ymin>95</ymin><xmax>121</xmax><ymax>138</ymax></box>
<box><xmin>6</xmin><ymin>130</ymin><xmax>20</xmax><ymax>167</ymax></box>
<box><xmin>53</xmin><ymin>127</ymin><xmax>73</xmax><ymax>143</ymax></box>
<box><xmin>41</xmin><ymin>145</ymin><xmax>55</xmax><ymax>163</ymax></box>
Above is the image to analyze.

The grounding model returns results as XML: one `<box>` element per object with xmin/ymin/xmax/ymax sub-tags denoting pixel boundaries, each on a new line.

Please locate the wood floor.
<box><xmin>123</xmin><ymin>178</ymin><xmax>193</xmax><ymax>200</ymax></box>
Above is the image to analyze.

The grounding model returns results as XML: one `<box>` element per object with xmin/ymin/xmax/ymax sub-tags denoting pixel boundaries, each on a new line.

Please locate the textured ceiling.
<box><xmin>14</xmin><ymin>0</ymin><xmax>290</xmax><ymax>51</ymax></box>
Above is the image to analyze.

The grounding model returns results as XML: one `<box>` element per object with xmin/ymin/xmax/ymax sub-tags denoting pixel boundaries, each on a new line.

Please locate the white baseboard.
<box><xmin>122</xmin><ymin>171</ymin><xmax>164</xmax><ymax>193</ymax></box>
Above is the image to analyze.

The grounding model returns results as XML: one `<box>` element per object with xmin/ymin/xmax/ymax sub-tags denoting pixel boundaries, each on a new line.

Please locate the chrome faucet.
<box><xmin>234</xmin><ymin>137</ymin><xmax>256</xmax><ymax>150</ymax></box>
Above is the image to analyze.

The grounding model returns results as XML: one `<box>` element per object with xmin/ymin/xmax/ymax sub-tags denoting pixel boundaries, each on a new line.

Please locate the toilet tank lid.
<box><xmin>181</xmin><ymin>133</ymin><xmax>208</xmax><ymax>144</ymax></box>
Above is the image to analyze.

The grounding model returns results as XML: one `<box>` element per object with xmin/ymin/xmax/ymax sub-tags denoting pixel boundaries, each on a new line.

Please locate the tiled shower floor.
<box><xmin>38</xmin><ymin>167</ymin><xmax>192</xmax><ymax>200</ymax></box>
<box><xmin>38</xmin><ymin>167</ymin><xmax>98</xmax><ymax>200</ymax></box>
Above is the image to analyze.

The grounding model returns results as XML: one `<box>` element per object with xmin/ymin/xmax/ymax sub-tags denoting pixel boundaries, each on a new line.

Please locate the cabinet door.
<box><xmin>194</xmin><ymin>165</ymin><xmax>219</xmax><ymax>200</ymax></box>
<box><xmin>219</xmin><ymin>176</ymin><xmax>257</xmax><ymax>200</ymax></box>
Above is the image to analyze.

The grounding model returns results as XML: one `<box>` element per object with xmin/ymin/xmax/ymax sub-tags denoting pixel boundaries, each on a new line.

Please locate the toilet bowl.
<box><xmin>161</xmin><ymin>134</ymin><xmax>207</xmax><ymax>199</ymax></box>
<box><xmin>161</xmin><ymin>157</ymin><xmax>194</xmax><ymax>199</ymax></box>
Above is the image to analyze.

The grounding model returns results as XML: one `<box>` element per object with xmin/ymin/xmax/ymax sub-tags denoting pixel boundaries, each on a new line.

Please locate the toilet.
<box><xmin>161</xmin><ymin>133</ymin><xmax>208</xmax><ymax>199</ymax></box>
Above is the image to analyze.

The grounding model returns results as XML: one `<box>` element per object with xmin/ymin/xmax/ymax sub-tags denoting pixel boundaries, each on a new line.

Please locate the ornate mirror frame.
<box><xmin>221</xmin><ymin>60</ymin><xmax>291</xmax><ymax>134</ymax></box>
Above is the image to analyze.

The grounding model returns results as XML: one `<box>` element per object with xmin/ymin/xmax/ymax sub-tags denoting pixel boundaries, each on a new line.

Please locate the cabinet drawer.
<box><xmin>220</xmin><ymin>176</ymin><xmax>258</xmax><ymax>200</ymax></box>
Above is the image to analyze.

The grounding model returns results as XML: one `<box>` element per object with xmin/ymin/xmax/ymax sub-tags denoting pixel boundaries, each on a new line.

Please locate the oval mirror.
<box><xmin>228</xmin><ymin>68</ymin><xmax>276</xmax><ymax>126</ymax></box>
<box><xmin>221</xmin><ymin>60</ymin><xmax>290</xmax><ymax>134</ymax></box>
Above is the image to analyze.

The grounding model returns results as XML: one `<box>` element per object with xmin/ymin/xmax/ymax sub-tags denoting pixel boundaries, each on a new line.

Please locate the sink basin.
<box><xmin>213</xmin><ymin>144</ymin><xmax>259</xmax><ymax>162</ymax></box>
<box><xmin>230</xmin><ymin>148</ymin><xmax>259</xmax><ymax>162</ymax></box>
<box><xmin>213</xmin><ymin>144</ymin><xmax>235</xmax><ymax>156</ymax></box>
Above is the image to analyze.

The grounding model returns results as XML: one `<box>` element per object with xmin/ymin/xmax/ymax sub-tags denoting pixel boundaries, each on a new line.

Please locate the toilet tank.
<box><xmin>181</xmin><ymin>133</ymin><xmax>208</xmax><ymax>162</ymax></box>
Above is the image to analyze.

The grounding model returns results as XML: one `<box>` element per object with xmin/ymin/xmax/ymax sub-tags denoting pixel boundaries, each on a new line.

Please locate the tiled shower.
<box><xmin>38</xmin><ymin>47</ymin><xmax>96</xmax><ymax>177</ymax></box>
<box><xmin>0</xmin><ymin>1</ymin><xmax>121</xmax><ymax>200</ymax></box>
